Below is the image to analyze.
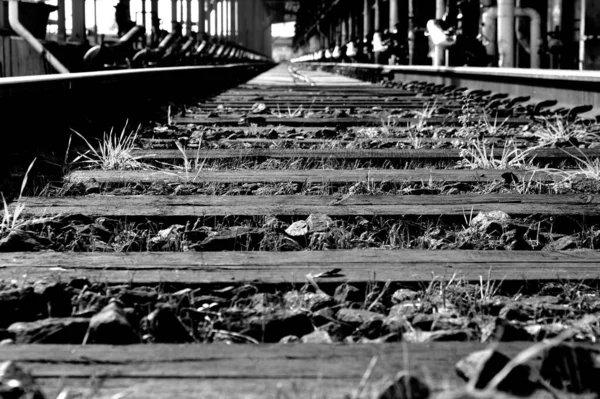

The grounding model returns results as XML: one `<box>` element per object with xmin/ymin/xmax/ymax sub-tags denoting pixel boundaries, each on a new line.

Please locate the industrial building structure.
<box><xmin>293</xmin><ymin>0</ymin><xmax>600</xmax><ymax>70</ymax></box>
<box><xmin>0</xmin><ymin>0</ymin><xmax>598</xmax><ymax>77</ymax></box>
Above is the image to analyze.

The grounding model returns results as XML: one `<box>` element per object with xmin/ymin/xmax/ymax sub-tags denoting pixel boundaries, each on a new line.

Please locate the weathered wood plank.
<box><xmin>5</xmin><ymin>343</ymin><xmax>552</xmax><ymax>399</ymax></box>
<box><xmin>173</xmin><ymin>116</ymin><xmax>530</xmax><ymax>127</ymax></box>
<box><xmin>66</xmin><ymin>169</ymin><xmax>555</xmax><ymax>184</ymax></box>
<box><xmin>1</xmin><ymin>251</ymin><xmax>599</xmax><ymax>284</ymax></box>
<box><xmin>131</xmin><ymin>147</ymin><xmax>599</xmax><ymax>160</ymax></box>
<box><xmin>16</xmin><ymin>194</ymin><xmax>600</xmax><ymax>217</ymax></box>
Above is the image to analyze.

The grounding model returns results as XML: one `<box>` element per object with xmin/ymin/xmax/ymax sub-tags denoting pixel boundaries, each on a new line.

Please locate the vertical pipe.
<box><xmin>231</xmin><ymin>0</ymin><xmax>237</xmax><ymax>41</ymax></box>
<box><xmin>198</xmin><ymin>0</ymin><xmax>204</xmax><ymax>32</ymax></box>
<box><xmin>93</xmin><ymin>0</ymin><xmax>98</xmax><ymax>43</ymax></box>
<box><xmin>433</xmin><ymin>0</ymin><xmax>446</xmax><ymax>66</ymax></box>
<box><xmin>220</xmin><ymin>0</ymin><xmax>225</xmax><ymax>37</ymax></box>
<box><xmin>171</xmin><ymin>0</ymin><xmax>178</xmax><ymax>31</ymax></box>
<box><xmin>141</xmin><ymin>0</ymin><xmax>146</xmax><ymax>30</ymax></box>
<box><xmin>186</xmin><ymin>0</ymin><xmax>192</xmax><ymax>35</ymax></box>
<box><xmin>341</xmin><ymin>15</ymin><xmax>348</xmax><ymax>44</ymax></box>
<box><xmin>579</xmin><ymin>0</ymin><xmax>586</xmax><ymax>70</ymax></box>
<box><xmin>389</xmin><ymin>0</ymin><xmax>398</xmax><ymax>31</ymax></box>
<box><xmin>436</xmin><ymin>0</ymin><xmax>445</xmax><ymax>19</ymax></box>
<box><xmin>206</xmin><ymin>0</ymin><xmax>211</xmax><ymax>35</ymax></box>
<box><xmin>151</xmin><ymin>0</ymin><xmax>158</xmax><ymax>30</ymax></box>
<box><xmin>348</xmin><ymin>6</ymin><xmax>354</xmax><ymax>39</ymax></box>
<box><xmin>363</xmin><ymin>0</ymin><xmax>371</xmax><ymax>40</ymax></box>
<box><xmin>497</xmin><ymin>0</ymin><xmax>515</xmax><ymax>67</ymax></box>
<box><xmin>373</xmin><ymin>0</ymin><xmax>380</xmax><ymax>32</ymax></box>
<box><xmin>71</xmin><ymin>0</ymin><xmax>86</xmax><ymax>43</ymax></box>
<box><xmin>237</xmin><ymin>0</ymin><xmax>245</xmax><ymax>46</ymax></box>
<box><xmin>408</xmin><ymin>0</ymin><xmax>414</xmax><ymax>64</ymax></box>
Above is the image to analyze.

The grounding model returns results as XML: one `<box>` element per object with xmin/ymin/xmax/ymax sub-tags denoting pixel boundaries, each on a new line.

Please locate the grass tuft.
<box><xmin>1</xmin><ymin>158</ymin><xmax>36</xmax><ymax>236</ymax></box>
<box><xmin>457</xmin><ymin>138</ymin><xmax>536</xmax><ymax>170</ymax></box>
<box><xmin>71</xmin><ymin>123</ymin><xmax>148</xmax><ymax>170</ymax></box>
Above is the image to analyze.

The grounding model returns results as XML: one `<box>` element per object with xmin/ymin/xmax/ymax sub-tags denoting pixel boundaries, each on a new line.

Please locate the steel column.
<box><xmin>186</xmin><ymin>0</ymin><xmax>192</xmax><ymax>35</ymax></box>
<box><xmin>237</xmin><ymin>0</ymin><xmax>245</xmax><ymax>46</ymax></box>
<box><xmin>57</xmin><ymin>0</ymin><xmax>66</xmax><ymax>42</ymax></box>
<box><xmin>389</xmin><ymin>0</ymin><xmax>398</xmax><ymax>31</ymax></box>
<box><xmin>220</xmin><ymin>0</ymin><xmax>225</xmax><ymax>37</ymax></box>
<box><xmin>497</xmin><ymin>0</ymin><xmax>515</xmax><ymax>67</ymax></box>
<box><xmin>342</xmin><ymin>15</ymin><xmax>348</xmax><ymax>45</ymax></box>
<box><xmin>171</xmin><ymin>0</ymin><xmax>178</xmax><ymax>30</ymax></box>
<box><xmin>373</xmin><ymin>0</ymin><xmax>380</xmax><ymax>32</ymax></box>
<box><xmin>141</xmin><ymin>0</ymin><xmax>146</xmax><ymax>30</ymax></box>
<box><xmin>231</xmin><ymin>0</ymin><xmax>237</xmax><ymax>41</ymax></box>
<box><xmin>71</xmin><ymin>0</ymin><xmax>86</xmax><ymax>43</ymax></box>
<box><xmin>363</xmin><ymin>0</ymin><xmax>371</xmax><ymax>40</ymax></box>
<box><xmin>206</xmin><ymin>0</ymin><xmax>211</xmax><ymax>35</ymax></box>
<box><xmin>198</xmin><ymin>0</ymin><xmax>205</xmax><ymax>32</ymax></box>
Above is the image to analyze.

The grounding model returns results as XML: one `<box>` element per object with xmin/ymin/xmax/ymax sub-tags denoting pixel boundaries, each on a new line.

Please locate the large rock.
<box><xmin>301</xmin><ymin>329</ymin><xmax>333</xmax><ymax>344</ymax></box>
<box><xmin>306</xmin><ymin>214</ymin><xmax>334</xmax><ymax>232</ymax></box>
<box><xmin>284</xmin><ymin>291</ymin><xmax>334</xmax><ymax>311</ymax></box>
<box><xmin>8</xmin><ymin>317</ymin><xmax>89</xmax><ymax>344</ymax></box>
<box><xmin>376</xmin><ymin>372</ymin><xmax>430</xmax><ymax>399</ymax></box>
<box><xmin>540</xmin><ymin>344</ymin><xmax>600</xmax><ymax>394</ymax></box>
<box><xmin>246</xmin><ymin>310</ymin><xmax>313</xmax><ymax>343</ymax></box>
<box><xmin>455</xmin><ymin>349</ymin><xmax>537</xmax><ymax>396</ymax></box>
<box><xmin>469</xmin><ymin>211</ymin><xmax>511</xmax><ymax>235</ymax></box>
<box><xmin>391</xmin><ymin>289</ymin><xmax>419</xmax><ymax>303</ymax></box>
<box><xmin>0</xmin><ymin>287</ymin><xmax>43</xmax><ymax>328</ymax></box>
<box><xmin>142</xmin><ymin>305</ymin><xmax>194</xmax><ymax>343</ymax></box>
<box><xmin>32</xmin><ymin>280</ymin><xmax>72</xmax><ymax>318</ymax></box>
<box><xmin>336</xmin><ymin>308</ymin><xmax>383</xmax><ymax>327</ymax></box>
<box><xmin>87</xmin><ymin>301</ymin><xmax>139</xmax><ymax>344</ymax></box>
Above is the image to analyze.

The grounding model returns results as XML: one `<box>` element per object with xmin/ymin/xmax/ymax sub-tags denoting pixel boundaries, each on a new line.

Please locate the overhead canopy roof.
<box><xmin>263</xmin><ymin>0</ymin><xmax>301</xmax><ymax>23</ymax></box>
<box><xmin>262</xmin><ymin>0</ymin><xmax>338</xmax><ymax>48</ymax></box>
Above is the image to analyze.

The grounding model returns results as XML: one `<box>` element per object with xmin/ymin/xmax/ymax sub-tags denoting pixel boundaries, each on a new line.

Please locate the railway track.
<box><xmin>2</xmin><ymin>63</ymin><xmax>600</xmax><ymax>398</ymax></box>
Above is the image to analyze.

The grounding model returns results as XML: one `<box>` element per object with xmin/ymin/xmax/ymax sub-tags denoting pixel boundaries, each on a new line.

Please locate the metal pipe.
<box><xmin>363</xmin><ymin>0</ymin><xmax>371</xmax><ymax>41</ymax></box>
<box><xmin>579</xmin><ymin>0</ymin><xmax>586</xmax><ymax>70</ymax></box>
<box><xmin>408</xmin><ymin>0</ymin><xmax>415</xmax><ymax>64</ymax></box>
<box><xmin>482</xmin><ymin>7</ymin><xmax>540</xmax><ymax>68</ymax></box>
<box><xmin>8</xmin><ymin>0</ymin><xmax>69</xmax><ymax>73</ymax></box>
<box><xmin>206</xmin><ymin>0</ymin><xmax>211</xmax><ymax>35</ymax></box>
<box><xmin>432</xmin><ymin>0</ymin><xmax>447</xmax><ymax>66</ymax></box>
<box><xmin>497</xmin><ymin>0</ymin><xmax>515</xmax><ymax>67</ymax></box>
<box><xmin>231</xmin><ymin>0</ymin><xmax>237</xmax><ymax>41</ymax></box>
<box><xmin>141</xmin><ymin>0</ymin><xmax>146</xmax><ymax>30</ymax></box>
<box><xmin>220</xmin><ymin>0</ymin><xmax>225</xmax><ymax>38</ymax></box>
<box><xmin>373</xmin><ymin>0</ymin><xmax>380</xmax><ymax>32</ymax></box>
<box><xmin>171</xmin><ymin>0</ymin><xmax>178</xmax><ymax>31</ymax></box>
<box><xmin>517</xmin><ymin>7</ymin><xmax>541</xmax><ymax>69</ymax></box>
<box><xmin>389</xmin><ymin>0</ymin><xmax>398</xmax><ymax>31</ymax></box>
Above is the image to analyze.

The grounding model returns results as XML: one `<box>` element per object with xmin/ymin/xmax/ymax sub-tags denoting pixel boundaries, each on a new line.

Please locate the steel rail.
<box><xmin>0</xmin><ymin>62</ymin><xmax>275</xmax><ymax>101</ymax></box>
<box><xmin>298</xmin><ymin>62</ymin><xmax>600</xmax><ymax>117</ymax></box>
